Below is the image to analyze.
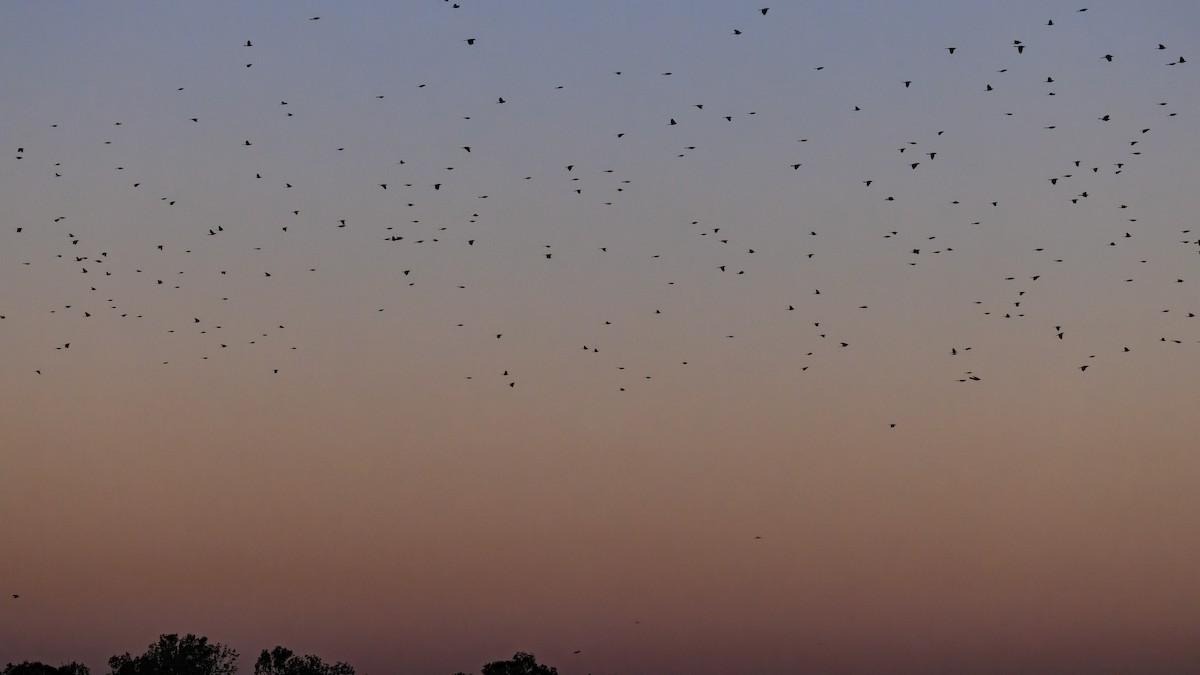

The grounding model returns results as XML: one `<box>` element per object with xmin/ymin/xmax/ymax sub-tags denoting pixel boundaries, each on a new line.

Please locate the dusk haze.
<box><xmin>2</xmin><ymin>2</ymin><xmax>1199</xmax><ymax>674</ymax></box>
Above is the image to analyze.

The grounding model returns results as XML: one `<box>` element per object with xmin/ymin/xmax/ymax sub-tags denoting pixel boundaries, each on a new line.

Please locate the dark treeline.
<box><xmin>4</xmin><ymin>634</ymin><xmax>558</xmax><ymax>675</ymax></box>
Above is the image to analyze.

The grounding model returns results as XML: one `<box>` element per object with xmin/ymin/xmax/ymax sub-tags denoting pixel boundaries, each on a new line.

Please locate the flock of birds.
<box><xmin>2</xmin><ymin>5</ymin><xmax>1199</xmax><ymax>670</ymax></box>
<box><xmin>3</xmin><ymin>3</ymin><xmax>1196</xmax><ymax>404</ymax></box>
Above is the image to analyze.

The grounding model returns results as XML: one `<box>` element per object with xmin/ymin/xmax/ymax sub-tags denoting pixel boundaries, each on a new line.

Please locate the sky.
<box><xmin>1</xmin><ymin>2</ymin><xmax>1199</xmax><ymax>673</ymax></box>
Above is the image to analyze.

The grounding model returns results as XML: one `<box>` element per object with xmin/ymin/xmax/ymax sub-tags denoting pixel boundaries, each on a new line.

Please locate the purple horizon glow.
<box><xmin>2</xmin><ymin>2</ymin><xmax>1199</xmax><ymax>673</ymax></box>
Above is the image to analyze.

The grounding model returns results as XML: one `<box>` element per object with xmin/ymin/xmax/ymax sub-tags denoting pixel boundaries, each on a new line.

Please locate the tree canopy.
<box><xmin>3</xmin><ymin>663</ymin><xmax>90</xmax><ymax>675</ymax></box>
<box><xmin>253</xmin><ymin>647</ymin><xmax>354</xmax><ymax>675</ymax></box>
<box><xmin>454</xmin><ymin>652</ymin><xmax>558</xmax><ymax>675</ymax></box>
<box><xmin>107</xmin><ymin>634</ymin><xmax>238</xmax><ymax>675</ymax></box>
<box><xmin>7</xmin><ymin>636</ymin><xmax>360</xmax><ymax>675</ymax></box>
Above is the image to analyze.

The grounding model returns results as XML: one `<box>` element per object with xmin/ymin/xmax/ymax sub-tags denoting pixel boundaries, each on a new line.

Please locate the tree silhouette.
<box><xmin>107</xmin><ymin>634</ymin><xmax>238</xmax><ymax>675</ymax></box>
<box><xmin>2</xmin><ymin>663</ymin><xmax>90</xmax><ymax>675</ymax></box>
<box><xmin>454</xmin><ymin>652</ymin><xmax>558</xmax><ymax>675</ymax></box>
<box><xmin>253</xmin><ymin>647</ymin><xmax>354</xmax><ymax>675</ymax></box>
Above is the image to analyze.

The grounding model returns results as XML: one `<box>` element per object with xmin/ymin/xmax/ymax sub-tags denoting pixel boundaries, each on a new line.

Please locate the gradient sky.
<box><xmin>2</xmin><ymin>2</ymin><xmax>1199</xmax><ymax>674</ymax></box>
